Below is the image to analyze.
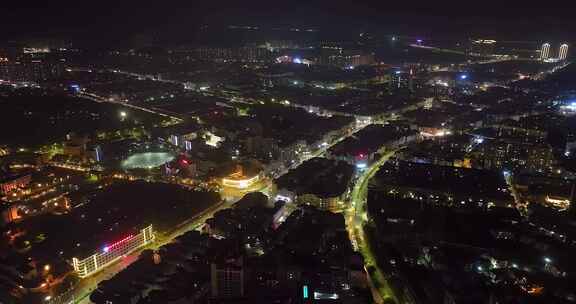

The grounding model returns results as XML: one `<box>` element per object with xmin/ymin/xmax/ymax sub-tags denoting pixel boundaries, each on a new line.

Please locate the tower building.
<box><xmin>540</xmin><ymin>43</ymin><xmax>551</xmax><ymax>61</ymax></box>
<box><xmin>559</xmin><ymin>44</ymin><xmax>569</xmax><ymax>61</ymax></box>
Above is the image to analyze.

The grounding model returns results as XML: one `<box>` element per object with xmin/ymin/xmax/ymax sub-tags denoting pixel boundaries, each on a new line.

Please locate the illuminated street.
<box><xmin>69</xmin><ymin>119</ymin><xmax>371</xmax><ymax>303</ymax></box>
<box><xmin>345</xmin><ymin>149</ymin><xmax>399</xmax><ymax>304</ymax></box>
<box><xmin>74</xmin><ymin>197</ymin><xmax>235</xmax><ymax>304</ymax></box>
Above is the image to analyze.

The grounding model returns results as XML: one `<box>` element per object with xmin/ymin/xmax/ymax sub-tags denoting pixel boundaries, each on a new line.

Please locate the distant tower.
<box><xmin>559</xmin><ymin>44</ymin><xmax>569</xmax><ymax>61</ymax></box>
<box><xmin>540</xmin><ymin>43</ymin><xmax>551</xmax><ymax>61</ymax></box>
<box><xmin>408</xmin><ymin>68</ymin><xmax>414</xmax><ymax>92</ymax></box>
<box><xmin>569</xmin><ymin>182</ymin><xmax>576</xmax><ymax>217</ymax></box>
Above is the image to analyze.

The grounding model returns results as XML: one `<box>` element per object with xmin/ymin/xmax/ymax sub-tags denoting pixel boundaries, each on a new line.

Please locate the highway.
<box><xmin>345</xmin><ymin>149</ymin><xmax>399</xmax><ymax>304</ymax></box>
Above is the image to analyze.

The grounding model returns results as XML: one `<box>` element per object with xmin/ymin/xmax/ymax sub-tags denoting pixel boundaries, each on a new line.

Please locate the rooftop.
<box><xmin>374</xmin><ymin>159</ymin><xmax>512</xmax><ymax>202</ymax></box>
<box><xmin>11</xmin><ymin>181</ymin><xmax>220</xmax><ymax>261</ymax></box>
<box><xmin>276</xmin><ymin>157</ymin><xmax>353</xmax><ymax>198</ymax></box>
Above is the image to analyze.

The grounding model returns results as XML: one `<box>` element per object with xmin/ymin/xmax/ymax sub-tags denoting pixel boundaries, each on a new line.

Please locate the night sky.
<box><xmin>3</xmin><ymin>1</ymin><xmax>576</xmax><ymax>44</ymax></box>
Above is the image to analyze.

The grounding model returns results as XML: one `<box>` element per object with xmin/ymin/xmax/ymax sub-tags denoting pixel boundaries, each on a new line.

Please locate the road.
<box><xmin>504</xmin><ymin>172</ymin><xmax>527</xmax><ymax>217</ymax></box>
<box><xmin>61</xmin><ymin>70</ymin><xmax>418</xmax><ymax>303</ymax></box>
<box><xmin>345</xmin><ymin>150</ymin><xmax>399</xmax><ymax>304</ymax></box>
<box><xmin>67</xmin><ymin>120</ymin><xmax>403</xmax><ymax>304</ymax></box>
<box><xmin>271</xmin><ymin>121</ymin><xmax>371</xmax><ymax>179</ymax></box>
<box><xmin>68</xmin><ymin>122</ymin><xmax>370</xmax><ymax>304</ymax></box>
<box><xmin>78</xmin><ymin>92</ymin><xmax>183</xmax><ymax>123</ymax></box>
<box><xmin>72</xmin><ymin>197</ymin><xmax>237</xmax><ymax>304</ymax></box>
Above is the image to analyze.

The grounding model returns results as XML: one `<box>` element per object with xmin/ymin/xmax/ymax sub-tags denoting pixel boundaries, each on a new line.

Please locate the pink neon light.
<box><xmin>102</xmin><ymin>234</ymin><xmax>134</xmax><ymax>253</ymax></box>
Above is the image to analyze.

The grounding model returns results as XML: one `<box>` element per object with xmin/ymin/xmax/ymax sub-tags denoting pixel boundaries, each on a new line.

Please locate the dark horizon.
<box><xmin>3</xmin><ymin>3</ymin><xmax>576</xmax><ymax>304</ymax></box>
<box><xmin>4</xmin><ymin>1</ymin><xmax>576</xmax><ymax>46</ymax></box>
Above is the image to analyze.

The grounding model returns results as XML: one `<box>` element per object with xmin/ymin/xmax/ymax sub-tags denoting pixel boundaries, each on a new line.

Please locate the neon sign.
<box><xmin>102</xmin><ymin>234</ymin><xmax>134</xmax><ymax>253</ymax></box>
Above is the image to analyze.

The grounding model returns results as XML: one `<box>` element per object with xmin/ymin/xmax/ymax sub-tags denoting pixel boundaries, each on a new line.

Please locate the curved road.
<box><xmin>345</xmin><ymin>149</ymin><xmax>399</xmax><ymax>304</ymax></box>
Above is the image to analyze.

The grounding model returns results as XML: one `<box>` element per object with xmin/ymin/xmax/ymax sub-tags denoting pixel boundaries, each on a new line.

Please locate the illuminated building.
<box><xmin>540</xmin><ymin>43</ymin><xmax>550</xmax><ymax>61</ymax></box>
<box><xmin>205</xmin><ymin>131</ymin><xmax>224</xmax><ymax>148</ymax></box>
<box><xmin>23</xmin><ymin>47</ymin><xmax>50</xmax><ymax>54</ymax></box>
<box><xmin>389</xmin><ymin>69</ymin><xmax>414</xmax><ymax>91</ymax></box>
<box><xmin>1</xmin><ymin>205</ymin><xmax>21</xmax><ymax>224</ymax></box>
<box><xmin>0</xmin><ymin>54</ymin><xmax>65</xmax><ymax>82</ymax></box>
<box><xmin>169</xmin><ymin>131</ymin><xmax>197</xmax><ymax>148</ymax></box>
<box><xmin>164</xmin><ymin>155</ymin><xmax>196</xmax><ymax>177</ymax></box>
<box><xmin>469</xmin><ymin>39</ymin><xmax>497</xmax><ymax>56</ymax></box>
<box><xmin>471</xmin><ymin>141</ymin><xmax>555</xmax><ymax>174</ymax></box>
<box><xmin>319</xmin><ymin>49</ymin><xmax>374</xmax><ymax>68</ymax></box>
<box><xmin>275</xmin><ymin>55</ymin><xmax>313</xmax><ymax>65</ymax></box>
<box><xmin>0</xmin><ymin>173</ymin><xmax>32</xmax><ymax>195</ymax></box>
<box><xmin>88</xmin><ymin>145</ymin><xmax>103</xmax><ymax>163</ymax></box>
<box><xmin>188</xmin><ymin>46</ymin><xmax>272</xmax><ymax>63</ymax></box>
<box><xmin>420</xmin><ymin>127</ymin><xmax>452</xmax><ymax>138</ymax></box>
<box><xmin>296</xmin><ymin>193</ymin><xmax>343</xmax><ymax>211</ymax></box>
<box><xmin>222</xmin><ymin>166</ymin><xmax>261</xmax><ymax>189</ymax></box>
<box><xmin>170</xmin><ymin>134</ymin><xmax>179</xmax><ymax>147</ymax></box>
<box><xmin>559</xmin><ymin>44</ymin><xmax>569</xmax><ymax>61</ymax></box>
<box><xmin>272</xmin><ymin>201</ymin><xmax>292</xmax><ymax>229</ymax></box>
<box><xmin>544</xmin><ymin>195</ymin><xmax>570</xmax><ymax>211</ymax></box>
<box><xmin>72</xmin><ymin>225</ymin><xmax>155</xmax><ymax>278</ymax></box>
<box><xmin>318</xmin><ymin>46</ymin><xmax>343</xmax><ymax>65</ymax></box>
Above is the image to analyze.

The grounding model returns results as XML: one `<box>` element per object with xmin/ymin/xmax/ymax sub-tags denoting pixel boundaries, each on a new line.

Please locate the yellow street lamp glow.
<box><xmin>222</xmin><ymin>175</ymin><xmax>260</xmax><ymax>189</ymax></box>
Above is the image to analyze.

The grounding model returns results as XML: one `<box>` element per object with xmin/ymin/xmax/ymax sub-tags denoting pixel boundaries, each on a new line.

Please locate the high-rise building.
<box><xmin>389</xmin><ymin>70</ymin><xmax>413</xmax><ymax>91</ymax></box>
<box><xmin>540</xmin><ymin>43</ymin><xmax>551</xmax><ymax>61</ymax></box>
<box><xmin>0</xmin><ymin>55</ymin><xmax>65</xmax><ymax>82</ymax></box>
<box><xmin>87</xmin><ymin>145</ymin><xmax>103</xmax><ymax>163</ymax></box>
<box><xmin>211</xmin><ymin>258</ymin><xmax>245</xmax><ymax>298</ymax></box>
<box><xmin>559</xmin><ymin>43</ymin><xmax>569</xmax><ymax>61</ymax></box>
<box><xmin>469</xmin><ymin>39</ymin><xmax>496</xmax><ymax>57</ymax></box>
<box><xmin>569</xmin><ymin>183</ymin><xmax>576</xmax><ymax>218</ymax></box>
<box><xmin>192</xmin><ymin>46</ymin><xmax>272</xmax><ymax>63</ymax></box>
